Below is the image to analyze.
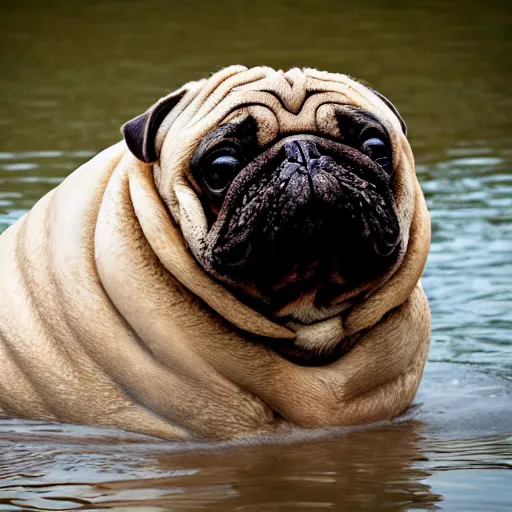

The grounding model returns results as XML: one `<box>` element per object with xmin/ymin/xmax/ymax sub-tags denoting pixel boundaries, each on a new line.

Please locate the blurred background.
<box><xmin>0</xmin><ymin>0</ymin><xmax>511</xmax><ymax>510</ymax></box>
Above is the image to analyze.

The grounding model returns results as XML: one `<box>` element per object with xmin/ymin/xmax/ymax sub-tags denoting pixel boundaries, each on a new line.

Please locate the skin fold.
<box><xmin>0</xmin><ymin>66</ymin><xmax>430</xmax><ymax>441</ymax></box>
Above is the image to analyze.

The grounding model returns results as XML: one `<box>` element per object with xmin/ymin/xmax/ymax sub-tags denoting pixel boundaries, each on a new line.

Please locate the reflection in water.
<box><xmin>0</xmin><ymin>364</ymin><xmax>510</xmax><ymax>510</ymax></box>
<box><xmin>1</xmin><ymin>421</ymin><xmax>442</xmax><ymax>511</ymax></box>
<box><xmin>0</xmin><ymin>0</ymin><xmax>511</xmax><ymax>510</ymax></box>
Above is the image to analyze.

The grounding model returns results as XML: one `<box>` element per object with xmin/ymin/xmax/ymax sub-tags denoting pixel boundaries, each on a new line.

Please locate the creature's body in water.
<box><xmin>0</xmin><ymin>66</ymin><xmax>430</xmax><ymax>440</ymax></box>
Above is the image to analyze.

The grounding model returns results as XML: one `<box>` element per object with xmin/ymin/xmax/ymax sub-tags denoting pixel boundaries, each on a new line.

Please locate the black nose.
<box><xmin>282</xmin><ymin>140</ymin><xmax>323</xmax><ymax>176</ymax></box>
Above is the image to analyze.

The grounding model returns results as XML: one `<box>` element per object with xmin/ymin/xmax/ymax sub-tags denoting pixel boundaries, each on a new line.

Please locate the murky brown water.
<box><xmin>1</xmin><ymin>0</ymin><xmax>511</xmax><ymax>510</ymax></box>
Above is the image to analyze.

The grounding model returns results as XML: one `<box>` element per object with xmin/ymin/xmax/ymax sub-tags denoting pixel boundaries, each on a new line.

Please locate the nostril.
<box><xmin>284</xmin><ymin>141</ymin><xmax>303</xmax><ymax>163</ymax></box>
<box><xmin>309</xmin><ymin>158</ymin><xmax>322</xmax><ymax>175</ymax></box>
<box><xmin>302</xmin><ymin>140</ymin><xmax>321</xmax><ymax>159</ymax></box>
<box><xmin>283</xmin><ymin>140</ymin><xmax>325</xmax><ymax>176</ymax></box>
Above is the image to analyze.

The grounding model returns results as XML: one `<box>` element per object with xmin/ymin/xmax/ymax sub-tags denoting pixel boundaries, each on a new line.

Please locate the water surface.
<box><xmin>1</xmin><ymin>0</ymin><xmax>511</xmax><ymax>510</ymax></box>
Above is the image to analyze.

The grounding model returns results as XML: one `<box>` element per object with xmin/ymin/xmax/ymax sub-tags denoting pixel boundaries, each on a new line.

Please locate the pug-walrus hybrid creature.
<box><xmin>0</xmin><ymin>66</ymin><xmax>430</xmax><ymax>440</ymax></box>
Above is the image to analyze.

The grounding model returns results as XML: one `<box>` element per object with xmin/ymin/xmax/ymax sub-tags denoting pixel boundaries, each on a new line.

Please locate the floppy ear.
<box><xmin>369</xmin><ymin>88</ymin><xmax>407</xmax><ymax>137</ymax></box>
<box><xmin>121</xmin><ymin>88</ymin><xmax>187</xmax><ymax>163</ymax></box>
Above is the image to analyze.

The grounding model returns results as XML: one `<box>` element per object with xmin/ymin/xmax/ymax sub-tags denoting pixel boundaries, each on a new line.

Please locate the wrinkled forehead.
<box><xmin>173</xmin><ymin>66</ymin><xmax>404</xmax><ymax>146</ymax></box>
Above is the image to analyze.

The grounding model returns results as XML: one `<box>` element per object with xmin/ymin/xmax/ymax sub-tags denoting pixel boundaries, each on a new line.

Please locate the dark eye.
<box><xmin>202</xmin><ymin>153</ymin><xmax>242</xmax><ymax>195</ymax></box>
<box><xmin>360</xmin><ymin>137</ymin><xmax>392</xmax><ymax>174</ymax></box>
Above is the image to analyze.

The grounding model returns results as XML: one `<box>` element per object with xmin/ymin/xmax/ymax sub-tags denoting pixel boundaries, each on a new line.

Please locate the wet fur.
<box><xmin>0</xmin><ymin>66</ymin><xmax>430</xmax><ymax>440</ymax></box>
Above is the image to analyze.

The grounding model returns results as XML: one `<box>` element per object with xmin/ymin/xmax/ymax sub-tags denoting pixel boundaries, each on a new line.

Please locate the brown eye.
<box><xmin>203</xmin><ymin>154</ymin><xmax>242</xmax><ymax>195</ymax></box>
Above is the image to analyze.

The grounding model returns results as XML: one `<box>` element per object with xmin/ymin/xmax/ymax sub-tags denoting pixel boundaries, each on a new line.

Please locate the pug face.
<box><xmin>191</xmin><ymin>113</ymin><xmax>403</xmax><ymax>319</ymax></box>
<box><xmin>123</xmin><ymin>66</ymin><xmax>415</xmax><ymax>325</ymax></box>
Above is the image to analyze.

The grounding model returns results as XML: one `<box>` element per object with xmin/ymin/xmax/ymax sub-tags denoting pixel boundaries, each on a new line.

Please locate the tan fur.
<box><xmin>0</xmin><ymin>66</ymin><xmax>430</xmax><ymax>440</ymax></box>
